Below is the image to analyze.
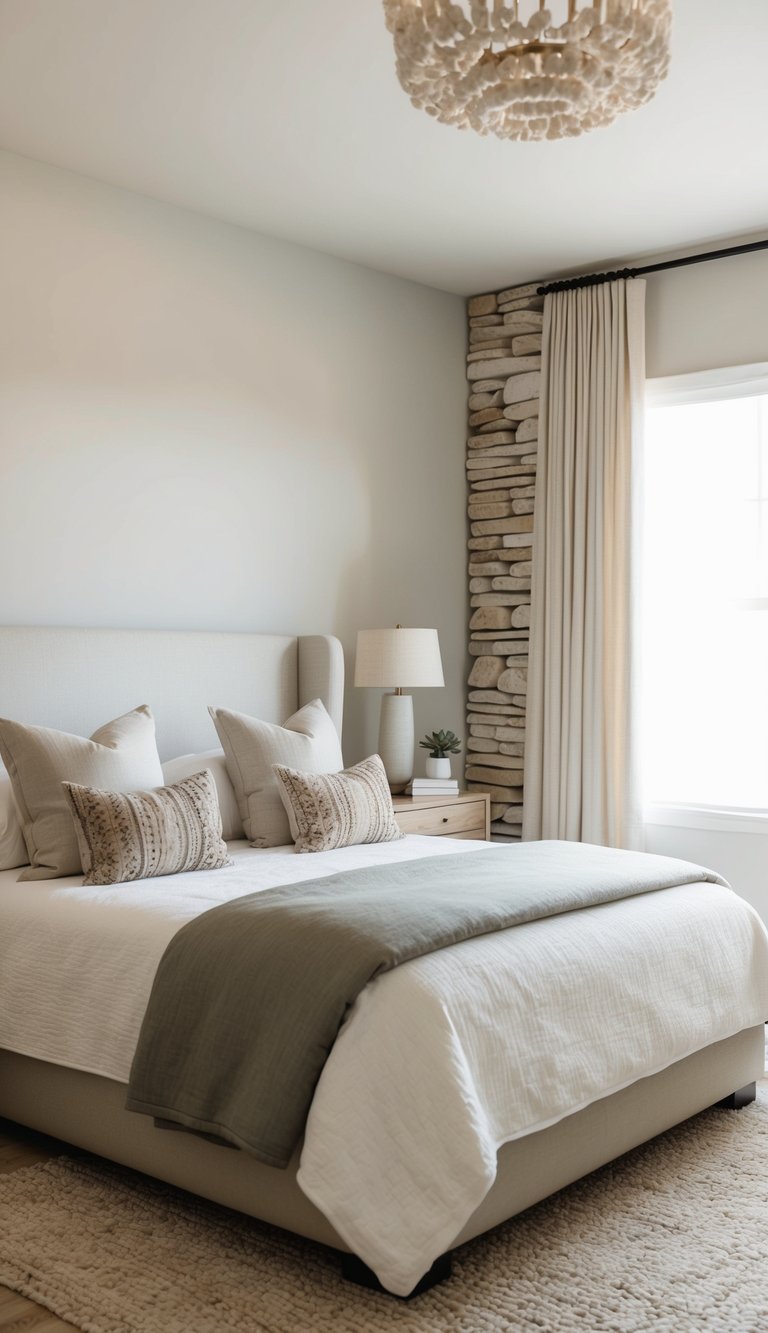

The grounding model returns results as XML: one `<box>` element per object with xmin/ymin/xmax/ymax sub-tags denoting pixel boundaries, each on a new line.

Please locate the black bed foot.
<box><xmin>714</xmin><ymin>1082</ymin><xmax>757</xmax><ymax>1110</ymax></box>
<box><xmin>341</xmin><ymin>1251</ymin><xmax>452</xmax><ymax>1298</ymax></box>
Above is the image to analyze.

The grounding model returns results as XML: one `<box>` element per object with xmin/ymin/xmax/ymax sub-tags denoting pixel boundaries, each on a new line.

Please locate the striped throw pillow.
<box><xmin>63</xmin><ymin>769</ymin><xmax>232</xmax><ymax>886</ymax></box>
<box><xmin>273</xmin><ymin>753</ymin><xmax>404</xmax><ymax>853</ymax></box>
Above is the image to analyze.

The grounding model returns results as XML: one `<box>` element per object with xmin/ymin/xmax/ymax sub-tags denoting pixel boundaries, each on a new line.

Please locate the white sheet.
<box><xmin>2</xmin><ymin>838</ymin><xmax>767</xmax><ymax>1295</ymax></box>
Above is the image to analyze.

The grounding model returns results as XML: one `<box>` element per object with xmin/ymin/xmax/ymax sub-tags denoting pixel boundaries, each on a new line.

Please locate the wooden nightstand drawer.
<box><xmin>392</xmin><ymin>795</ymin><xmax>489</xmax><ymax>840</ymax></box>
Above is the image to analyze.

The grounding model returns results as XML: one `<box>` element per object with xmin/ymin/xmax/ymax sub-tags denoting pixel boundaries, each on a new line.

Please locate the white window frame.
<box><xmin>647</xmin><ymin>361</ymin><xmax>768</xmax><ymax>408</ymax></box>
<box><xmin>643</xmin><ymin>361</ymin><xmax>768</xmax><ymax>833</ymax></box>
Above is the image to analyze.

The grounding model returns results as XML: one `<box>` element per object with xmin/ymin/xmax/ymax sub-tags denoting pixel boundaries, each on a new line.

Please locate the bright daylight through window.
<box><xmin>643</xmin><ymin>366</ymin><xmax>768</xmax><ymax>814</ymax></box>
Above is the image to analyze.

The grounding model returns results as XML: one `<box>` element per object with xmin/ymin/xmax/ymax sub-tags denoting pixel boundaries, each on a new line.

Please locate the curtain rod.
<box><xmin>536</xmin><ymin>236</ymin><xmax>768</xmax><ymax>297</ymax></box>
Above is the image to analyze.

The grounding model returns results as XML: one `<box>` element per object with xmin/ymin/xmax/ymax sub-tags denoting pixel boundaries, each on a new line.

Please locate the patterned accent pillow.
<box><xmin>63</xmin><ymin>770</ymin><xmax>232</xmax><ymax>887</ymax></box>
<box><xmin>162</xmin><ymin>749</ymin><xmax>243</xmax><ymax>841</ymax></box>
<box><xmin>272</xmin><ymin>753</ymin><xmax>404</xmax><ymax>854</ymax></box>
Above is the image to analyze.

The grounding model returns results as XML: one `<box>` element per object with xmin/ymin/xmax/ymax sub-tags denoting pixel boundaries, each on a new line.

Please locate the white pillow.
<box><xmin>0</xmin><ymin>706</ymin><xmax>164</xmax><ymax>881</ymax></box>
<box><xmin>209</xmin><ymin>699</ymin><xmax>343</xmax><ymax>848</ymax></box>
<box><xmin>0</xmin><ymin>767</ymin><xmax>29</xmax><ymax>870</ymax></box>
<box><xmin>162</xmin><ymin>749</ymin><xmax>243</xmax><ymax>842</ymax></box>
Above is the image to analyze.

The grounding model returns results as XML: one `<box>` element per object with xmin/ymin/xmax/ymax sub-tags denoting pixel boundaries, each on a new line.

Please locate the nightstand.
<box><xmin>392</xmin><ymin>792</ymin><xmax>490</xmax><ymax>841</ymax></box>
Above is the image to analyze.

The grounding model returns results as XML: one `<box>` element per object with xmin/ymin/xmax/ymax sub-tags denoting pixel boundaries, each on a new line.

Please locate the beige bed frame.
<box><xmin>0</xmin><ymin>627</ymin><xmax>762</xmax><ymax>1292</ymax></box>
<box><xmin>1</xmin><ymin>1031</ymin><xmax>762</xmax><ymax>1265</ymax></box>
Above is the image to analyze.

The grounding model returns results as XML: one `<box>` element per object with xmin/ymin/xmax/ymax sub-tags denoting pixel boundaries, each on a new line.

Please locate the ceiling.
<box><xmin>0</xmin><ymin>0</ymin><xmax>766</xmax><ymax>295</ymax></box>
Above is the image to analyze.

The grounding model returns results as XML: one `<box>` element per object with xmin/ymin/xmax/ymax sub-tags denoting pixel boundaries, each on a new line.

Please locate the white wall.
<box><xmin>0</xmin><ymin>149</ymin><xmax>467</xmax><ymax>764</ymax></box>
<box><xmin>643</xmin><ymin>246</ymin><xmax>768</xmax><ymax>921</ymax></box>
<box><xmin>645</xmin><ymin>244</ymin><xmax>768</xmax><ymax>378</ymax></box>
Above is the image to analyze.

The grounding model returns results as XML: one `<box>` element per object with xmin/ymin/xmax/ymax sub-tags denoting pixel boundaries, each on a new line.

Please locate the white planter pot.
<box><xmin>425</xmin><ymin>756</ymin><xmax>452</xmax><ymax>780</ymax></box>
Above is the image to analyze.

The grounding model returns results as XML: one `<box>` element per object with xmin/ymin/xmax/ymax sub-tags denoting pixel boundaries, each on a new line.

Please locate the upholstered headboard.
<box><xmin>0</xmin><ymin>627</ymin><xmax>344</xmax><ymax>760</ymax></box>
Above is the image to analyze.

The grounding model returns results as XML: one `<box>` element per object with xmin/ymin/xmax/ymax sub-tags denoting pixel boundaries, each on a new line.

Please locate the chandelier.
<box><xmin>383</xmin><ymin>1</ymin><xmax>672</xmax><ymax>142</ymax></box>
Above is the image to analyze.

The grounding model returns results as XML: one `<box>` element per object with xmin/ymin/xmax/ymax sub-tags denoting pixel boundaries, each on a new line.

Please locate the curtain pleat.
<box><xmin>523</xmin><ymin>279</ymin><xmax>645</xmax><ymax>849</ymax></box>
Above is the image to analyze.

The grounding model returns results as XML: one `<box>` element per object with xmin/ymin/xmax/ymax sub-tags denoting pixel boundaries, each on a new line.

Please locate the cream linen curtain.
<box><xmin>523</xmin><ymin>279</ymin><xmax>645</xmax><ymax>849</ymax></box>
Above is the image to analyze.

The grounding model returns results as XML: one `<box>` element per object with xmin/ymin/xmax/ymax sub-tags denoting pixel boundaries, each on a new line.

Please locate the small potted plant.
<box><xmin>419</xmin><ymin>729</ymin><xmax>462</xmax><ymax>779</ymax></box>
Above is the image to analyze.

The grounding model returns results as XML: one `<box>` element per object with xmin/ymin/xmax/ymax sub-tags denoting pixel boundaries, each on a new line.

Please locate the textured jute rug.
<box><xmin>1</xmin><ymin>1092</ymin><xmax>767</xmax><ymax>1333</ymax></box>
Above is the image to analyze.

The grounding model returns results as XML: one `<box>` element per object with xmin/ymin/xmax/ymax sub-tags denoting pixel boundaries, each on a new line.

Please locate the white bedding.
<box><xmin>2</xmin><ymin>837</ymin><xmax>768</xmax><ymax>1295</ymax></box>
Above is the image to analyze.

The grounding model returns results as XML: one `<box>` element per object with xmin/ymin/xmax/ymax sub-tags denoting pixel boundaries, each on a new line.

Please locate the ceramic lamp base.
<box><xmin>378</xmin><ymin>692</ymin><xmax>414</xmax><ymax>793</ymax></box>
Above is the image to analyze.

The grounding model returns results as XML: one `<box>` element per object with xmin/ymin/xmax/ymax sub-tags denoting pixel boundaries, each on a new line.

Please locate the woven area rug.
<box><xmin>2</xmin><ymin>1092</ymin><xmax>767</xmax><ymax>1333</ymax></box>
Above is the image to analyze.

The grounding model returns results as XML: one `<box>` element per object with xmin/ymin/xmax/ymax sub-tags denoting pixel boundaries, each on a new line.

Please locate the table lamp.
<box><xmin>354</xmin><ymin>626</ymin><xmax>444</xmax><ymax>792</ymax></box>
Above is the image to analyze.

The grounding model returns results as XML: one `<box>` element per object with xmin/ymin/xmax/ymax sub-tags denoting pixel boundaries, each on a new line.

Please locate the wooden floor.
<box><xmin>2</xmin><ymin>1064</ymin><xmax>768</xmax><ymax>1331</ymax></box>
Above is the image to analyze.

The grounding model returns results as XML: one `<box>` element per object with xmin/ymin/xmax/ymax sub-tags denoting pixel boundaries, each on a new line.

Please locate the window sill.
<box><xmin>645</xmin><ymin>803</ymin><xmax>768</xmax><ymax>835</ymax></box>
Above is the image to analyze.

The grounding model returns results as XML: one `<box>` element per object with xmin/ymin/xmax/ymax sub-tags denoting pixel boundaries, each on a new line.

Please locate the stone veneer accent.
<box><xmin>464</xmin><ymin>281</ymin><xmax>543</xmax><ymax>842</ymax></box>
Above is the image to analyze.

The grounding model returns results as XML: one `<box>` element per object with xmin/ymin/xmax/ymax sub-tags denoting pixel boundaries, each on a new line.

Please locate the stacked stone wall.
<box><xmin>464</xmin><ymin>281</ymin><xmax>543</xmax><ymax>841</ymax></box>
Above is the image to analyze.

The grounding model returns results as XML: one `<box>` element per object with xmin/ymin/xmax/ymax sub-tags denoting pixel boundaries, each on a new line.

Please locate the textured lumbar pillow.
<box><xmin>273</xmin><ymin>753</ymin><xmax>404</xmax><ymax>854</ymax></box>
<box><xmin>209</xmin><ymin>699</ymin><xmax>343</xmax><ymax>848</ymax></box>
<box><xmin>162</xmin><ymin>748</ymin><xmax>243</xmax><ymax>842</ymax></box>
<box><xmin>0</xmin><ymin>706</ymin><xmax>164</xmax><ymax>881</ymax></box>
<box><xmin>63</xmin><ymin>769</ymin><xmax>232</xmax><ymax>887</ymax></box>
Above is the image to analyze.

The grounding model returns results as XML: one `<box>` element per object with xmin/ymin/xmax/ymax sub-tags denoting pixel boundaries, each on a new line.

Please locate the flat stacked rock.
<box><xmin>466</xmin><ymin>282</ymin><xmax>543</xmax><ymax>842</ymax></box>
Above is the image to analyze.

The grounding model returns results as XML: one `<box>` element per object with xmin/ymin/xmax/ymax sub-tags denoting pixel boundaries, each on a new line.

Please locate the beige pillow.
<box><xmin>0</xmin><ymin>768</ymin><xmax>28</xmax><ymax>870</ymax></box>
<box><xmin>209</xmin><ymin>699</ymin><xmax>343</xmax><ymax>848</ymax></box>
<box><xmin>273</xmin><ymin>753</ymin><xmax>404</xmax><ymax>854</ymax></box>
<box><xmin>64</xmin><ymin>769</ymin><xmax>232</xmax><ymax>887</ymax></box>
<box><xmin>162</xmin><ymin>749</ymin><xmax>243</xmax><ymax>841</ymax></box>
<box><xmin>0</xmin><ymin>706</ymin><xmax>164</xmax><ymax>881</ymax></box>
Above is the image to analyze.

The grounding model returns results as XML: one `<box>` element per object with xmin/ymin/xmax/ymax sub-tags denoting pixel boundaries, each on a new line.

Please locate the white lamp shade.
<box><xmin>354</xmin><ymin>628</ymin><xmax>444</xmax><ymax>689</ymax></box>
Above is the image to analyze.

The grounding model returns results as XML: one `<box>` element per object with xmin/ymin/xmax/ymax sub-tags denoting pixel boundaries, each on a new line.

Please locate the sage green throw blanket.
<box><xmin>126</xmin><ymin>841</ymin><xmax>726</xmax><ymax>1168</ymax></box>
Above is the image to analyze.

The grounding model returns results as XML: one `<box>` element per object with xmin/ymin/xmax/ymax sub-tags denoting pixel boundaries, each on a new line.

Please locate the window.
<box><xmin>642</xmin><ymin>364</ymin><xmax>768</xmax><ymax>815</ymax></box>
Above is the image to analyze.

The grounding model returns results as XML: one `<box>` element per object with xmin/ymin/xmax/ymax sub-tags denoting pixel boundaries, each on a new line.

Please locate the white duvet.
<box><xmin>2</xmin><ymin>836</ymin><xmax>768</xmax><ymax>1296</ymax></box>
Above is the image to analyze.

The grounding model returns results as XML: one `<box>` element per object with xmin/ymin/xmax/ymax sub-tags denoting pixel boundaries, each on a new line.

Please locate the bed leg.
<box><xmin>714</xmin><ymin>1083</ymin><xmax>757</xmax><ymax>1110</ymax></box>
<box><xmin>341</xmin><ymin>1251</ymin><xmax>452</xmax><ymax>1298</ymax></box>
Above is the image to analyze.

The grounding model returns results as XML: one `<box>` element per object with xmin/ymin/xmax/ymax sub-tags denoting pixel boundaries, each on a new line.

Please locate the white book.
<box><xmin>410</xmin><ymin>778</ymin><xmax>458</xmax><ymax>789</ymax></box>
<box><xmin>405</xmin><ymin>778</ymin><xmax>458</xmax><ymax>789</ymax></box>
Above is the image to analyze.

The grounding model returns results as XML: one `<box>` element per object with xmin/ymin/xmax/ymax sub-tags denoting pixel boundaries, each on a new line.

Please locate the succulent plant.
<box><xmin>418</xmin><ymin>729</ymin><xmax>462</xmax><ymax>759</ymax></box>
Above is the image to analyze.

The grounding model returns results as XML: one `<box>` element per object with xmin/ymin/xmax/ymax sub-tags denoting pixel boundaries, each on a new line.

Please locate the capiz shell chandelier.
<box><xmin>383</xmin><ymin>1</ymin><xmax>672</xmax><ymax>141</ymax></box>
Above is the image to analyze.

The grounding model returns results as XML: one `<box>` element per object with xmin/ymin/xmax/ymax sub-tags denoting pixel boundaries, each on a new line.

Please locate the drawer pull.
<box><xmin>442</xmin><ymin>816</ymin><xmax>448</xmax><ymax>823</ymax></box>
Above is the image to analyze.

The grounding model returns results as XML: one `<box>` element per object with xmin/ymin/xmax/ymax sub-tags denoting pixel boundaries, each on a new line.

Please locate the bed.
<box><xmin>1</xmin><ymin>625</ymin><xmax>766</xmax><ymax>1299</ymax></box>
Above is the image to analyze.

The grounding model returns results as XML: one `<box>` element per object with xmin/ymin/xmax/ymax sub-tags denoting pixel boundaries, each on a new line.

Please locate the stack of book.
<box><xmin>405</xmin><ymin>777</ymin><xmax>460</xmax><ymax>797</ymax></box>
